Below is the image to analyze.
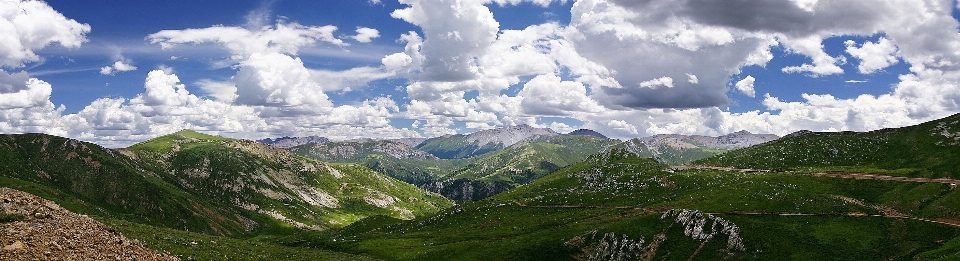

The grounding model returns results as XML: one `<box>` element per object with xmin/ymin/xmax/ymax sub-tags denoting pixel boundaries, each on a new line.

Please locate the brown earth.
<box><xmin>0</xmin><ymin>187</ymin><xmax>178</xmax><ymax>260</ymax></box>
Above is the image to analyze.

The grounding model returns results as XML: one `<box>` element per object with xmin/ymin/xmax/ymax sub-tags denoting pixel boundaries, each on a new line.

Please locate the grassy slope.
<box><xmin>0</xmin><ymin>133</ymin><xmax>248</xmax><ymax>235</ymax></box>
<box><xmin>449</xmin><ymin>135</ymin><xmax>620</xmax><ymax>184</ymax></box>
<box><xmin>0</xmin><ymin>130</ymin><xmax>453</xmax><ymax>260</ymax></box>
<box><xmin>415</xmin><ymin>134</ymin><xmax>502</xmax><ymax>159</ymax></box>
<box><xmin>330</xmin><ymin>148</ymin><xmax>960</xmax><ymax>260</ymax></box>
<box><xmin>696</xmin><ymin>113</ymin><xmax>960</xmax><ymax>178</ymax></box>
<box><xmin>126</xmin><ymin>130</ymin><xmax>453</xmax><ymax>229</ymax></box>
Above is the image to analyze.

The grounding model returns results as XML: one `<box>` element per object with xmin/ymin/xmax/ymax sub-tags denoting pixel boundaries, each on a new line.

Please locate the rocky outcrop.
<box><xmin>462</xmin><ymin>124</ymin><xmax>557</xmax><ymax>149</ymax></box>
<box><xmin>0</xmin><ymin>187</ymin><xmax>178</xmax><ymax>260</ymax></box>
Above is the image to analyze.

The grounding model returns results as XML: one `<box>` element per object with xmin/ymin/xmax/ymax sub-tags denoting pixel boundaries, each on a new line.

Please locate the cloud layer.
<box><xmin>2</xmin><ymin>0</ymin><xmax>960</xmax><ymax>147</ymax></box>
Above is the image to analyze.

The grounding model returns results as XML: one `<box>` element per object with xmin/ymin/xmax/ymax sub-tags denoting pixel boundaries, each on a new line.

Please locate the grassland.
<box><xmin>326</xmin><ymin>148</ymin><xmax>960</xmax><ymax>260</ymax></box>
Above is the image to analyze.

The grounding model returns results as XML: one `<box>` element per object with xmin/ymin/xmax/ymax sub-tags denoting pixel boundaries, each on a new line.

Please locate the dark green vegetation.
<box><xmin>100</xmin><ymin>218</ymin><xmax>380</xmax><ymax>261</ymax></box>
<box><xmin>698</xmin><ymin>113</ymin><xmax>960</xmax><ymax>178</ymax></box>
<box><xmin>0</xmin><ymin>212</ymin><xmax>24</xmax><ymax>223</ymax></box>
<box><xmin>0</xmin><ymin>130</ymin><xmax>450</xmax><ymax>259</ymax></box>
<box><xmin>291</xmin><ymin>134</ymin><xmax>620</xmax><ymax>201</ymax></box>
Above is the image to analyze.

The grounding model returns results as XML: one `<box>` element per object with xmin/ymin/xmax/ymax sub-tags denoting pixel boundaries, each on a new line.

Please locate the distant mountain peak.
<box><xmin>463</xmin><ymin>124</ymin><xmax>557</xmax><ymax>148</ymax></box>
<box><xmin>416</xmin><ymin>124</ymin><xmax>558</xmax><ymax>159</ymax></box>
<box><xmin>258</xmin><ymin>136</ymin><xmax>330</xmax><ymax>148</ymax></box>
<box><xmin>567</xmin><ymin>129</ymin><xmax>608</xmax><ymax>139</ymax></box>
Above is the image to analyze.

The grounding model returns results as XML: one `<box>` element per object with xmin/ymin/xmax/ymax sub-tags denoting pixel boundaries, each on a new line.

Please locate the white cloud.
<box><xmin>147</xmin><ymin>22</ymin><xmax>346</xmax><ymax>57</ymax></box>
<box><xmin>195</xmin><ymin>79</ymin><xmax>238</xmax><ymax>102</ymax></box>
<box><xmin>382</xmin><ymin>52</ymin><xmax>413</xmax><ymax>72</ymax></box>
<box><xmin>9</xmin><ymin>0</ymin><xmax>960</xmax><ymax>148</ymax></box>
<box><xmin>391</xmin><ymin>0</ymin><xmax>498</xmax><ymax>82</ymax></box>
<box><xmin>233</xmin><ymin>52</ymin><xmax>331</xmax><ymax>109</ymax></box>
<box><xmin>0</xmin><ymin>0</ymin><xmax>90</xmax><ymax>68</ymax></box>
<box><xmin>99</xmin><ymin>61</ymin><xmax>137</xmax><ymax>75</ymax></box>
<box><xmin>686</xmin><ymin>73</ymin><xmax>699</xmax><ymax>84</ymax></box>
<box><xmin>518</xmin><ymin>74</ymin><xmax>602</xmax><ymax>116</ymax></box>
<box><xmin>309</xmin><ymin>66</ymin><xmax>394</xmax><ymax>92</ymax></box>
<box><xmin>0</xmin><ymin>69</ymin><xmax>29</xmax><ymax>93</ymax></box>
<box><xmin>606</xmin><ymin>119</ymin><xmax>638</xmax><ymax>135</ymax></box>
<box><xmin>845</xmin><ymin>38</ymin><xmax>899</xmax><ymax>74</ymax></box>
<box><xmin>735</xmin><ymin>76</ymin><xmax>756</xmax><ymax>98</ymax></box>
<box><xmin>638</xmin><ymin>76</ymin><xmax>674</xmax><ymax>89</ymax></box>
<box><xmin>0</xmin><ymin>77</ymin><xmax>54</xmax><ymax>110</ymax></box>
<box><xmin>351</xmin><ymin>27</ymin><xmax>380</xmax><ymax>43</ymax></box>
<box><xmin>780</xmin><ymin>35</ymin><xmax>846</xmax><ymax>77</ymax></box>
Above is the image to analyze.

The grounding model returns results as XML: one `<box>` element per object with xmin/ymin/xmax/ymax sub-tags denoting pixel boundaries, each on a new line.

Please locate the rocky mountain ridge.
<box><xmin>257</xmin><ymin>136</ymin><xmax>330</xmax><ymax>148</ymax></box>
<box><xmin>637</xmin><ymin>131</ymin><xmax>779</xmax><ymax>165</ymax></box>
<box><xmin>640</xmin><ymin>130</ymin><xmax>779</xmax><ymax>150</ymax></box>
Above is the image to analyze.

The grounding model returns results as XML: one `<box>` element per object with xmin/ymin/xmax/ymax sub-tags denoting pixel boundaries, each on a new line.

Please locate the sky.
<box><xmin>2</xmin><ymin>0</ymin><xmax>960</xmax><ymax>147</ymax></box>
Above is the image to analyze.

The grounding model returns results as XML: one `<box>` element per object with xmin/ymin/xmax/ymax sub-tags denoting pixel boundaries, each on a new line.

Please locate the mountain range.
<box><xmin>3</xmin><ymin>114</ymin><xmax>960</xmax><ymax>260</ymax></box>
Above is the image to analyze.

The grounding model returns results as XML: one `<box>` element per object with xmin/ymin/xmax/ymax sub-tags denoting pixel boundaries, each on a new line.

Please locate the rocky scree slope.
<box><xmin>1</xmin><ymin>187</ymin><xmax>178</xmax><ymax>260</ymax></box>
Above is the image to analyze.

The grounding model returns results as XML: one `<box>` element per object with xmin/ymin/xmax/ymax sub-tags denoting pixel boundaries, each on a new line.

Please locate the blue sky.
<box><xmin>2</xmin><ymin>0</ymin><xmax>960</xmax><ymax>147</ymax></box>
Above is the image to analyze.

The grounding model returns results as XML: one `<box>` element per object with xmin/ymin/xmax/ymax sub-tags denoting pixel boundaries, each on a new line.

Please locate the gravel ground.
<box><xmin>1</xmin><ymin>187</ymin><xmax>178</xmax><ymax>260</ymax></box>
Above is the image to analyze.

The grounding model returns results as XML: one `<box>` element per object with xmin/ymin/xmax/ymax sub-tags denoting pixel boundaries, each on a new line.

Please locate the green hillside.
<box><xmin>696</xmin><ymin>113</ymin><xmax>960</xmax><ymax>178</ymax></box>
<box><xmin>0</xmin><ymin>130</ymin><xmax>452</xmax><ymax>260</ymax></box>
<box><xmin>125</xmin><ymin>130</ymin><xmax>452</xmax><ymax>230</ymax></box>
<box><xmin>0</xmin><ymin>133</ymin><xmax>248</xmax><ymax>235</ymax></box>
<box><xmin>328</xmin><ymin>148</ymin><xmax>960</xmax><ymax>260</ymax></box>
<box><xmin>288</xmin><ymin>140</ymin><xmax>458</xmax><ymax>185</ymax></box>
<box><xmin>449</xmin><ymin>135</ymin><xmax>620</xmax><ymax>184</ymax></box>
<box><xmin>415</xmin><ymin>134</ymin><xmax>504</xmax><ymax>159</ymax></box>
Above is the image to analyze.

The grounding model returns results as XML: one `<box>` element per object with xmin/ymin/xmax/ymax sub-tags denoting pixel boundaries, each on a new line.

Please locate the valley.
<box><xmin>1</xmin><ymin>114</ymin><xmax>960</xmax><ymax>260</ymax></box>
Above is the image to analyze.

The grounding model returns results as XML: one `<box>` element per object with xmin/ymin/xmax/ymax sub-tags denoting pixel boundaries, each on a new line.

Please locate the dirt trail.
<box><xmin>673</xmin><ymin>165</ymin><xmax>960</xmax><ymax>187</ymax></box>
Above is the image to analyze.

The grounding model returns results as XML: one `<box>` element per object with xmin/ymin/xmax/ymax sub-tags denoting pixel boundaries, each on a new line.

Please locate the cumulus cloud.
<box><xmin>518</xmin><ymin>74</ymin><xmax>602</xmax><ymax>116</ymax></box>
<box><xmin>0</xmin><ymin>70</ymin><xmax>29</xmax><ymax>93</ymax></box>
<box><xmin>9</xmin><ymin>0</ymin><xmax>960</xmax><ymax>147</ymax></box>
<box><xmin>735</xmin><ymin>76</ymin><xmax>756</xmax><ymax>98</ymax></box>
<box><xmin>232</xmin><ymin>52</ymin><xmax>331</xmax><ymax>109</ymax></box>
<box><xmin>606</xmin><ymin>119</ymin><xmax>638</xmax><ymax>135</ymax></box>
<box><xmin>0</xmin><ymin>0</ymin><xmax>90</xmax><ymax>68</ymax></box>
<box><xmin>99</xmin><ymin>61</ymin><xmax>137</xmax><ymax>75</ymax></box>
<box><xmin>351</xmin><ymin>27</ymin><xmax>380</xmax><ymax>43</ymax></box>
<box><xmin>0</xmin><ymin>77</ymin><xmax>54</xmax><ymax>110</ymax></box>
<box><xmin>845</xmin><ymin>37</ymin><xmax>900</xmax><ymax>74</ymax></box>
<box><xmin>391</xmin><ymin>0</ymin><xmax>498</xmax><ymax>82</ymax></box>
